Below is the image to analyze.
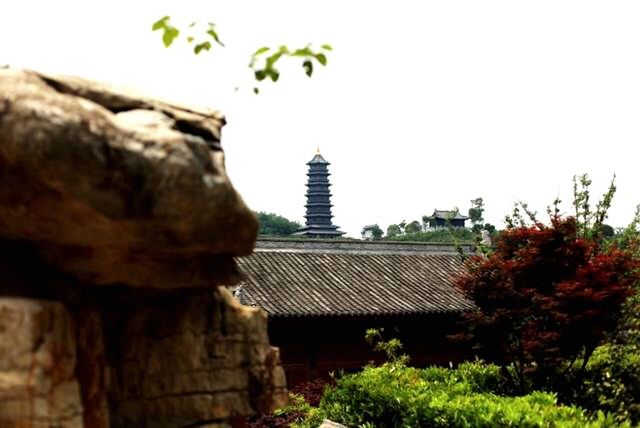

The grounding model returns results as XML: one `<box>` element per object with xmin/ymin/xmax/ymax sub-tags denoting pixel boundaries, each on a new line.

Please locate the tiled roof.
<box><xmin>235</xmin><ymin>240</ymin><xmax>475</xmax><ymax>317</ymax></box>
<box><xmin>427</xmin><ymin>210</ymin><xmax>470</xmax><ymax>221</ymax></box>
<box><xmin>307</xmin><ymin>154</ymin><xmax>328</xmax><ymax>164</ymax></box>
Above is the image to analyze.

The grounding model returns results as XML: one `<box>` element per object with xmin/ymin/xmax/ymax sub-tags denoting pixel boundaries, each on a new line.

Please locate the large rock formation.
<box><xmin>0</xmin><ymin>68</ymin><xmax>256</xmax><ymax>289</ymax></box>
<box><xmin>0</xmin><ymin>69</ymin><xmax>286</xmax><ymax>427</ymax></box>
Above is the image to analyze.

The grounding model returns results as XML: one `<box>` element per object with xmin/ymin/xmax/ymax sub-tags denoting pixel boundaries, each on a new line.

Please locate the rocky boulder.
<box><xmin>0</xmin><ymin>68</ymin><xmax>257</xmax><ymax>288</ymax></box>
<box><xmin>0</xmin><ymin>69</ymin><xmax>286</xmax><ymax>428</ymax></box>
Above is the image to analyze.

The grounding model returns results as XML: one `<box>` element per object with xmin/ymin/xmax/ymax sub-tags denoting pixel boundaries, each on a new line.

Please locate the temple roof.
<box><xmin>307</xmin><ymin>153</ymin><xmax>329</xmax><ymax>165</ymax></box>
<box><xmin>425</xmin><ymin>210</ymin><xmax>470</xmax><ymax>221</ymax></box>
<box><xmin>235</xmin><ymin>239</ymin><xmax>475</xmax><ymax>317</ymax></box>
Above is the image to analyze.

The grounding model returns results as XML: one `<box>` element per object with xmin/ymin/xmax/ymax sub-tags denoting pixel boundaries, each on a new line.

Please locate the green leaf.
<box><xmin>303</xmin><ymin>60</ymin><xmax>313</xmax><ymax>77</ymax></box>
<box><xmin>315</xmin><ymin>53</ymin><xmax>327</xmax><ymax>66</ymax></box>
<box><xmin>206</xmin><ymin>24</ymin><xmax>225</xmax><ymax>47</ymax></box>
<box><xmin>152</xmin><ymin>16</ymin><xmax>169</xmax><ymax>31</ymax></box>
<box><xmin>253</xmin><ymin>46</ymin><xmax>270</xmax><ymax>56</ymax></box>
<box><xmin>194</xmin><ymin>41</ymin><xmax>211</xmax><ymax>54</ymax></box>
<box><xmin>162</xmin><ymin>27</ymin><xmax>179</xmax><ymax>47</ymax></box>
<box><xmin>265</xmin><ymin>52</ymin><xmax>282</xmax><ymax>69</ymax></box>
<box><xmin>187</xmin><ymin>36</ymin><xmax>194</xmax><ymax>43</ymax></box>
<box><xmin>292</xmin><ymin>47</ymin><xmax>311</xmax><ymax>57</ymax></box>
<box><xmin>321</xmin><ymin>44</ymin><xmax>333</xmax><ymax>51</ymax></box>
<box><xmin>267</xmin><ymin>68</ymin><xmax>280</xmax><ymax>82</ymax></box>
<box><xmin>254</xmin><ymin>69</ymin><xmax>267</xmax><ymax>81</ymax></box>
<box><xmin>253</xmin><ymin>87</ymin><xmax>260</xmax><ymax>94</ymax></box>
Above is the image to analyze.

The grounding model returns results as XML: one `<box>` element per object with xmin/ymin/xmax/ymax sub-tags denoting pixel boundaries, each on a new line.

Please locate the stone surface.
<box><xmin>106</xmin><ymin>287</ymin><xmax>287</xmax><ymax>428</ymax></box>
<box><xmin>0</xmin><ymin>298</ymin><xmax>84</xmax><ymax>427</ymax></box>
<box><xmin>0</xmin><ymin>68</ymin><xmax>258</xmax><ymax>289</ymax></box>
<box><xmin>0</xmin><ymin>70</ymin><xmax>286</xmax><ymax>427</ymax></box>
<box><xmin>319</xmin><ymin>420</ymin><xmax>347</xmax><ymax>428</ymax></box>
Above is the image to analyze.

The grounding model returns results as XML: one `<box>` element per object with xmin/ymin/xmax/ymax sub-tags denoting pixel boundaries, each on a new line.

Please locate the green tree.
<box><xmin>256</xmin><ymin>212</ymin><xmax>301</xmax><ymax>236</ymax></box>
<box><xmin>405</xmin><ymin>220</ymin><xmax>421</xmax><ymax>234</ymax></box>
<box><xmin>468</xmin><ymin>197</ymin><xmax>485</xmax><ymax>226</ymax></box>
<box><xmin>362</xmin><ymin>224</ymin><xmax>383</xmax><ymax>240</ymax></box>
<box><xmin>386</xmin><ymin>224</ymin><xmax>401</xmax><ymax>238</ymax></box>
<box><xmin>421</xmin><ymin>215</ymin><xmax>430</xmax><ymax>231</ymax></box>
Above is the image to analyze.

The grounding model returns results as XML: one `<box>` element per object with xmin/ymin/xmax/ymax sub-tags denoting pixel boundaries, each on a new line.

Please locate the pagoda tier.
<box><xmin>295</xmin><ymin>152</ymin><xmax>345</xmax><ymax>238</ymax></box>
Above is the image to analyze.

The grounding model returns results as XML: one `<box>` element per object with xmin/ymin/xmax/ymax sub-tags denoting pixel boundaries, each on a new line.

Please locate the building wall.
<box><xmin>267</xmin><ymin>313</ymin><xmax>471</xmax><ymax>387</ymax></box>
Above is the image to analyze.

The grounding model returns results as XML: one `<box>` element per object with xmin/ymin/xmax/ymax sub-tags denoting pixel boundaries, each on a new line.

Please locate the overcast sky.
<box><xmin>3</xmin><ymin>1</ymin><xmax>640</xmax><ymax>237</ymax></box>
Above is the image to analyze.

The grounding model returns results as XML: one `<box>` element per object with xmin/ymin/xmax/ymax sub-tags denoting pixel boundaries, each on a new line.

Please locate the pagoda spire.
<box><xmin>295</xmin><ymin>151</ymin><xmax>345</xmax><ymax>238</ymax></box>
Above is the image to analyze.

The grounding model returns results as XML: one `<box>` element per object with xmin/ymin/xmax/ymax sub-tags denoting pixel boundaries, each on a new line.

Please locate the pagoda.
<box><xmin>295</xmin><ymin>150</ymin><xmax>345</xmax><ymax>238</ymax></box>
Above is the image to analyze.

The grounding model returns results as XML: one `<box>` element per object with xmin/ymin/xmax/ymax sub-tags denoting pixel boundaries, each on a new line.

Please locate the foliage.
<box><xmin>469</xmin><ymin>197</ymin><xmax>485</xmax><ymax>226</ymax></box>
<box><xmin>249</xmin><ymin>44</ymin><xmax>332</xmax><ymax>93</ymax></box>
<box><xmin>151</xmin><ymin>16</ymin><xmax>332</xmax><ymax>93</ymax></box>
<box><xmin>249</xmin><ymin>393</ymin><xmax>312</xmax><ymax>428</ymax></box>
<box><xmin>386</xmin><ymin>227</ymin><xmax>475</xmax><ymax>243</ymax></box>
<box><xmin>404</xmin><ymin>220</ymin><xmax>422</xmax><ymax>234</ymax></box>
<box><xmin>572</xmin><ymin>174</ymin><xmax>617</xmax><ymax>240</ymax></box>
<box><xmin>365</xmin><ymin>328</ymin><xmax>408</xmax><ymax>366</ymax></box>
<box><xmin>248</xmin><ymin>379</ymin><xmax>332</xmax><ymax>427</ymax></box>
<box><xmin>295</xmin><ymin>361</ymin><xmax>621</xmax><ymax>428</ymax></box>
<box><xmin>361</xmin><ymin>224</ymin><xmax>383</xmax><ymax>240</ymax></box>
<box><xmin>290</xmin><ymin>378</ymin><xmax>333</xmax><ymax>408</ymax></box>
<box><xmin>454</xmin><ymin>215</ymin><xmax>640</xmax><ymax>393</ymax></box>
<box><xmin>569</xmin><ymin>216</ymin><xmax>640</xmax><ymax>424</ymax></box>
<box><xmin>386</xmin><ymin>223</ymin><xmax>401</xmax><ymax>238</ymax></box>
<box><xmin>152</xmin><ymin>16</ymin><xmax>182</xmax><ymax>48</ymax></box>
<box><xmin>256</xmin><ymin>211</ymin><xmax>301</xmax><ymax>236</ymax></box>
<box><xmin>572</xmin><ymin>343</ymin><xmax>640</xmax><ymax>425</ymax></box>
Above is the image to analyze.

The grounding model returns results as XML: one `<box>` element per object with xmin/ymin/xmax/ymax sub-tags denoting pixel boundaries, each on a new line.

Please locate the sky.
<box><xmin>3</xmin><ymin>1</ymin><xmax>640</xmax><ymax>237</ymax></box>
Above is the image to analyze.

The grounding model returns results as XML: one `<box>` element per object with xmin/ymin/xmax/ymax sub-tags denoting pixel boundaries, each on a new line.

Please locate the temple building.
<box><xmin>233</xmin><ymin>153</ymin><xmax>476</xmax><ymax>386</ymax></box>
<box><xmin>235</xmin><ymin>239</ymin><xmax>474</xmax><ymax>385</ymax></box>
<box><xmin>295</xmin><ymin>150</ymin><xmax>344</xmax><ymax>238</ymax></box>
<box><xmin>424</xmin><ymin>210</ymin><xmax>469</xmax><ymax>229</ymax></box>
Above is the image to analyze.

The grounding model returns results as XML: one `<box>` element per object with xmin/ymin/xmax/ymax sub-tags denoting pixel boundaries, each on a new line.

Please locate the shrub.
<box><xmin>571</xmin><ymin>344</ymin><xmax>640</xmax><ymax>425</ymax></box>
<box><xmin>295</xmin><ymin>361</ymin><xmax>623</xmax><ymax>428</ymax></box>
<box><xmin>249</xmin><ymin>393</ymin><xmax>311</xmax><ymax>428</ymax></box>
<box><xmin>454</xmin><ymin>216</ymin><xmax>639</xmax><ymax>393</ymax></box>
<box><xmin>248</xmin><ymin>378</ymin><xmax>332</xmax><ymax>427</ymax></box>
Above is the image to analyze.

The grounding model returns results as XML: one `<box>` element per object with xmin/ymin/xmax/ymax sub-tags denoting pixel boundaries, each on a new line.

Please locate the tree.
<box><xmin>151</xmin><ymin>16</ymin><xmax>332</xmax><ymax>94</ymax></box>
<box><xmin>386</xmin><ymin>224</ymin><xmax>401</xmax><ymax>238</ymax></box>
<box><xmin>468</xmin><ymin>197</ymin><xmax>484</xmax><ymax>228</ymax></box>
<box><xmin>455</xmin><ymin>214</ymin><xmax>639</xmax><ymax>393</ymax></box>
<box><xmin>404</xmin><ymin>220</ymin><xmax>421</xmax><ymax>234</ymax></box>
<box><xmin>599</xmin><ymin>224</ymin><xmax>615</xmax><ymax>238</ymax></box>
<box><xmin>421</xmin><ymin>215</ymin><xmax>430</xmax><ymax>231</ymax></box>
<box><xmin>256</xmin><ymin>212</ymin><xmax>301</xmax><ymax>236</ymax></box>
<box><xmin>361</xmin><ymin>224</ymin><xmax>383</xmax><ymax>240</ymax></box>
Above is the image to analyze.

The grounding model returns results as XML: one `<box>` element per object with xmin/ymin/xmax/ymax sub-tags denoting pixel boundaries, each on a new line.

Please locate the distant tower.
<box><xmin>296</xmin><ymin>149</ymin><xmax>345</xmax><ymax>238</ymax></box>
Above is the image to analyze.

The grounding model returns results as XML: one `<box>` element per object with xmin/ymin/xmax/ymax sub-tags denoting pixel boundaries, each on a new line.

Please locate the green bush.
<box><xmin>570</xmin><ymin>344</ymin><xmax>640</xmax><ymax>425</ymax></box>
<box><xmin>385</xmin><ymin>228</ymin><xmax>475</xmax><ymax>243</ymax></box>
<box><xmin>295</xmin><ymin>362</ymin><xmax>625</xmax><ymax>428</ymax></box>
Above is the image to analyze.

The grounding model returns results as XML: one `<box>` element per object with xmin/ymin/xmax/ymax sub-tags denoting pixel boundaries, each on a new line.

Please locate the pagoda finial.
<box><xmin>316</xmin><ymin>146</ymin><xmax>321</xmax><ymax>155</ymax></box>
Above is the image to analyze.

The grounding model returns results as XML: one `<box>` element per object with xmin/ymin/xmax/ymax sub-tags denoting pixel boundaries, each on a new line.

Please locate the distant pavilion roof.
<box><xmin>425</xmin><ymin>210</ymin><xmax>470</xmax><ymax>221</ymax></box>
<box><xmin>235</xmin><ymin>238</ymin><xmax>475</xmax><ymax>318</ymax></box>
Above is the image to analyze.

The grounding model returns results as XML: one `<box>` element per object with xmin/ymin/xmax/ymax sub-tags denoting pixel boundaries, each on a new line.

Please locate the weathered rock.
<box><xmin>0</xmin><ymin>290</ymin><xmax>286</xmax><ymax>428</ymax></box>
<box><xmin>0</xmin><ymin>68</ymin><xmax>258</xmax><ymax>288</ymax></box>
<box><xmin>0</xmin><ymin>298</ymin><xmax>84</xmax><ymax>428</ymax></box>
<box><xmin>106</xmin><ymin>287</ymin><xmax>286</xmax><ymax>428</ymax></box>
<box><xmin>319</xmin><ymin>420</ymin><xmax>347</xmax><ymax>428</ymax></box>
<box><xmin>0</xmin><ymin>70</ymin><xmax>286</xmax><ymax>427</ymax></box>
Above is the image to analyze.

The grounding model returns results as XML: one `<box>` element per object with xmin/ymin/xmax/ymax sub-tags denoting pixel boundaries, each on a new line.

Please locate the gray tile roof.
<box><xmin>426</xmin><ymin>210</ymin><xmax>470</xmax><ymax>221</ymax></box>
<box><xmin>235</xmin><ymin>240</ymin><xmax>475</xmax><ymax>317</ymax></box>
